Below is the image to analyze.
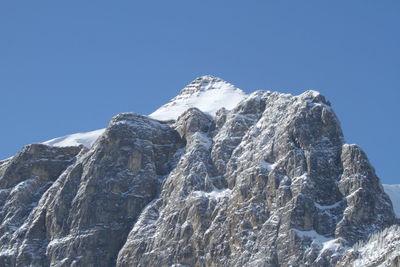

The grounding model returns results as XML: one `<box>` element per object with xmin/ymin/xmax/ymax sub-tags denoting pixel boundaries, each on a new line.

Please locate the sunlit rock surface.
<box><xmin>0</xmin><ymin>76</ymin><xmax>397</xmax><ymax>267</ymax></box>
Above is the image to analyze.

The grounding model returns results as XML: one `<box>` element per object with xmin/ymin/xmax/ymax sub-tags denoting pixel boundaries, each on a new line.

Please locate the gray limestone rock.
<box><xmin>0</xmin><ymin>78</ymin><xmax>397</xmax><ymax>267</ymax></box>
<box><xmin>0</xmin><ymin>144</ymin><xmax>83</xmax><ymax>267</ymax></box>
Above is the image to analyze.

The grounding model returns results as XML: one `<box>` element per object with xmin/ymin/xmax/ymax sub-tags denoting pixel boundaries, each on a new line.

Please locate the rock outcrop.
<box><xmin>0</xmin><ymin>76</ymin><xmax>397</xmax><ymax>267</ymax></box>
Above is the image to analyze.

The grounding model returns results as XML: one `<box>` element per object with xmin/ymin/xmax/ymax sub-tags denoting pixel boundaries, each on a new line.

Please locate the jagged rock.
<box><xmin>336</xmin><ymin>144</ymin><xmax>395</xmax><ymax>243</ymax></box>
<box><xmin>0</xmin><ymin>144</ymin><xmax>83</xmax><ymax>267</ymax></box>
<box><xmin>1</xmin><ymin>113</ymin><xmax>184</xmax><ymax>267</ymax></box>
<box><xmin>174</xmin><ymin>108</ymin><xmax>213</xmax><ymax>140</ymax></box>
<box><xmin>0</xmin><ymin>76</ymin><xmax>397</xmax><ymax>267</ymax></box>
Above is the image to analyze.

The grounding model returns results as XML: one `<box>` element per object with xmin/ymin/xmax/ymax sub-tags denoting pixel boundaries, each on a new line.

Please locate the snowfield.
<box><xmin>43</xmin><ymin>129</ymin><xmax>105</xmax><ymax>148</ymax></box>
<box><xmin>150</xmin><ymin>75</ymin><xmax>246</xmax><ymax>120</ymax></box>
<box><xmin>42</xmin><ymin>75</ymin><xmax>246</xmax><ymax>148</ymax></box>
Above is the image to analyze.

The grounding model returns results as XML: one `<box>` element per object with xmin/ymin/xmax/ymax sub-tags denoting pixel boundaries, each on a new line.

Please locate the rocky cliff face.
<box><xmin>0</xmin><ymin>76</ymin><xmax>397</xmax><ymax>267</ymax></box>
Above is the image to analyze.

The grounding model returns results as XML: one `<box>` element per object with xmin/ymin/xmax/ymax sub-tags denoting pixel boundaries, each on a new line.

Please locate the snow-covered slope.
<box><xmin>42</xmin><ymin>75</ymin><xmax>246</xmax><ymax>148</ymax></box>
<box><xmin>383</xmin><ymin>184</ymin><xmax>400</xmax><ymax>217</ymax></box>
<box><xmin>149</xmin><ymin>75</ymin><xmax>246</xmax><ymax>120</ymax></box>
<box><xmin>43</xmin><ymin>129</ymin><xmax>105</xmax><ymax>148</ymax></box>
<box><xmin>350</xmin><ymin>225</ymin><xmax>400</xmax><ymax>267</ymax></box>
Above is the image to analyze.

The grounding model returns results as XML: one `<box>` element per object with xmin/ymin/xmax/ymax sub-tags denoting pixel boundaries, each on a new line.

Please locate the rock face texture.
<box><xmin>0</xmin><ymin>76</ymin><xmax>397</xmax><ymax>266</ymax></box>
<box><xmin>338</xmin><ymin>225</ymin><xmax>400</xmax><ymax>267</ymax></box>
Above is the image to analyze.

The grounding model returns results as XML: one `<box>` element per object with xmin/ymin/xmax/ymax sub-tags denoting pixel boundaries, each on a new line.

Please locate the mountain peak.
<box><xmin>42</xmin><ymin>76</ymin><xmax>247</xmax><ymax>147</ymax></box>
<box><xmin>150</xmin><ymin>75</ymin><xmax>247</xmax><ymax>121</ymax></box>
<box><xmin>195</xmin><ymin>74</ymin><xmax>218</xmax><ymax>80</ymax></box>
<box><xmin>178</xmin><ymin>75</ymin><xmax>237</xmax><ymax>96</ymax></box>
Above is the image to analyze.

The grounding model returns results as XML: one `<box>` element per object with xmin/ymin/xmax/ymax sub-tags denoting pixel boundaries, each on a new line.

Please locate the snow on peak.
<box><xmin>43</xmin><ymin>75</ymin><xmax>247</xmax><ymax>148</ymax></box>
<box><xmin>178</xmin><ymin>75</ymin><xmax>235</xmax><ymax>95</ymax></box>
<box><xmin>149</xmin><ymin>75</ymin><xmax>247</xmax><ymax>121</ymax></box>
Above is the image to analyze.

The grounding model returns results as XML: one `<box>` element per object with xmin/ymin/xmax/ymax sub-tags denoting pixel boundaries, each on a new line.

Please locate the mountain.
<box><xmin>42</xmin><ymin>75</ymin><xmax>246</xmax><ymax>148</ymax></box>
<box><xmin>383</xmin><ymin>184</ymin><xmax>400</xmax><ymax>217</ymax></box>
<box><xmin>0</xmin><ymin>76</ymin><xmax>398</xmax><ymax>267</ymax></box>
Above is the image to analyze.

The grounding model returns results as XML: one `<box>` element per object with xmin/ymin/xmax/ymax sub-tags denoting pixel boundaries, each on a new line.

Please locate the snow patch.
<box><xmin>293</xmin><ymin>229</ymin><xmax>344</xmax><ymax>257</ymax></box>
<box><xmin>43</xmin><ymin>129</ymin><xmax>104</xmax><ymax>148</ymax></box>
<box><xmin>191</xmin><ymin>188</ymin><xmax>231</xmax><ymax>200</ymax></box>
<box><xmin>260</xmin><ymin>160</ymin><xmax>277</xmax><ymax>171</ymax></box>
<box><xmin>314</xmin><ymin>201</ymin><xmax>342</xmax><ymax>210</ymax></box>
<box><xmin>293</xmin><ymin>229</ymin><xmax>333</xmax><ymax>244</ymax></box>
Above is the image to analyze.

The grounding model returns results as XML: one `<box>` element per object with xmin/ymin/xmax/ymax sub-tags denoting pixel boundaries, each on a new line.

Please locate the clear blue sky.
<box><xmin>1</xmin><ymin>1</ymin><xmax>399</xmax><ymax>184</ymax></box>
